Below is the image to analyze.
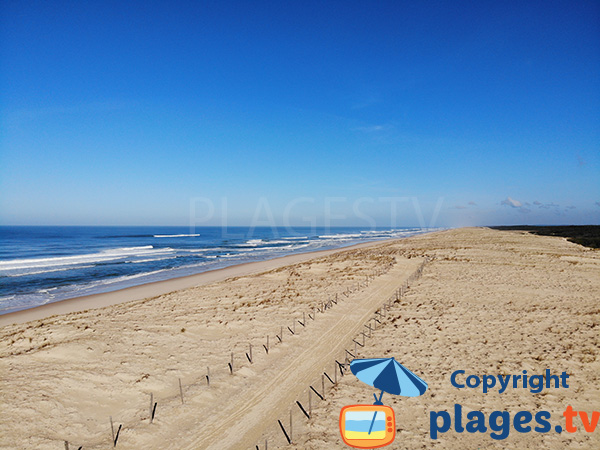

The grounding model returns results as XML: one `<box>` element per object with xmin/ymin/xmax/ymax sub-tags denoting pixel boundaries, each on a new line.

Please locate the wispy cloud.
<box><xmin>534</xmin><ymin>201</ymin><xmax>578</xmax><ymax>216</ymax></box>
<box><xmin>506</xmin><ymin>199</ymin><xmax>581</xmax><ymax>216</ymax></box>
<box><xmin>539</xmin><ymin>202</ymin><xmax>560</xmax><ymax>210</ymax></box>
<box><xmin>595</xmin><ymin>201</ymin><xmax>600</xmax><ymax>208</ymax></box>
<box><xmin>354</xmin><ymin>124</ymin><xmax>392</xmax><ymax>133</ymax></box>
<box><xmin>501</xmin><ymin>197</ymin><xmax>522</xmax><ymax>208</ymax></box>
<box><xmin>501</xmin><ymin>197</ymin><xmax>530</xmax><ymax>213</ymax></box>
<box><xmin>452</xmin><ymin>201</ymin><xmax>478</xmax><ymax>210</ymax></box>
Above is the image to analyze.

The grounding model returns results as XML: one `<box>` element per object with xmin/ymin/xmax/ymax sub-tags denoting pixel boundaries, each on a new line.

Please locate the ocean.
<box><xmin>0</xmin><ymin>226</ymin><xmax>431</xmax><ymax>314</ymax></box>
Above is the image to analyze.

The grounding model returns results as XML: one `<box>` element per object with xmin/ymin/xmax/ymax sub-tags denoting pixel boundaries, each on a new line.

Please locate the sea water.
<box><xmin>0</xmin><ymin>226</ymin><xmax>431</xmax><ymax>314</ymax></box>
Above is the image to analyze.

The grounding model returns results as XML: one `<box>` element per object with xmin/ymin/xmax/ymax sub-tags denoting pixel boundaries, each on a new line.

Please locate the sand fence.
<box><xmin>252</xmin><ymin>258</ymin><xmax>429</xmax><ymax>449</ymax></box>
<box><xmin>60</xmin><ymin>257</ymin><xmax>429</xmax><ymax>449</ymax></box>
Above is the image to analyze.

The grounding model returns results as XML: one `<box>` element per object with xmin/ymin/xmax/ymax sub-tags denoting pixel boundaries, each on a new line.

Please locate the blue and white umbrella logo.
<box><xmin>347</xmin><ymin>357</ymin><xmax>428</xmax><ymax>438</ymax></box>
<box><xmin>350</xmin><ymin>357</ymin><xmax>428</xmax><ymax>404</ymax></box>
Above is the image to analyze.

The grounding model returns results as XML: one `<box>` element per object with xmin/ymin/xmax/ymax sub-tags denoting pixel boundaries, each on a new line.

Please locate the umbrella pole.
<box><xmin>367</xmin><ymin>390</ymin><xmax>386</xmax><ymax>435</ymax></box>
<box><xmin>373</xmin><ymin>390</ymin><xmax>384</xmax><ymax>405</ymax></box>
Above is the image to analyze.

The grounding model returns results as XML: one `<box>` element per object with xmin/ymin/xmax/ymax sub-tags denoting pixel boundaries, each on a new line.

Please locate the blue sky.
<box><xmin>1</xmin><ymin>0</ymin><xmax>599</xmax><ymax>227</ymax></box>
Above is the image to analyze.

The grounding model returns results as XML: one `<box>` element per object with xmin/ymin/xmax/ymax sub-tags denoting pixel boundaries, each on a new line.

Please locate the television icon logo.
<box><xmin>339</xmin><ymin>404</ymin><xmax>396</xmax><ymax>448</ymax></box>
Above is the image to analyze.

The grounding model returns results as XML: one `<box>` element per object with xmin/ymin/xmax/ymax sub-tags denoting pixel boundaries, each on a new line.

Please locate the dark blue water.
<box><xmin>0</xmin><ymin>226</ymin><xmax>430</xmax><ymax>314</ymax></box>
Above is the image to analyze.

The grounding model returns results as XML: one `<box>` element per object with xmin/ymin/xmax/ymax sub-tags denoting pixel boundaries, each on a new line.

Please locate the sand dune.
<box><xmin>293</xmin><ymin>228</ymin><xmax>600</xmax><ymax>449</ymax></box>
<box><xmin>1</xmin><ymin>228</ymin><xmax>598</xmax><ymax>449</ymax></box>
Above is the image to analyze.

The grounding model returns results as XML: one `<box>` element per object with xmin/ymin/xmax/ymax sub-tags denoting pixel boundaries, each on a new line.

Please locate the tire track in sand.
<box><xmin>179</xmin><ymin>258</ymin><xmax>423</xmax><ymax>449</ymax></box>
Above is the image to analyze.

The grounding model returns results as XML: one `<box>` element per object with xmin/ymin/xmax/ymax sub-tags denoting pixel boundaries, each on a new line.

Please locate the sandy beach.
<box><xmin>0</xmin><ymin>239</ymin><xmax>390</xmax><ymax>327</ymax></box>
<box><xmin>1</xmin><ymin>228</ymin><xmax>598</xmax><ymax>449</ymax></box>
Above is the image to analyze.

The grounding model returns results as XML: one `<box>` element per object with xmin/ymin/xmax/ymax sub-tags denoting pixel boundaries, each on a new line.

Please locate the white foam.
<box><xmin>240</xmin><ymin>239</ymin><xmax>265</xmax><ymax>246</ymax></box>
<box><xmin>219</xmin><ymin>253</ymin><xmax>240</xmax><ymax>258</ymax></box>
<box><xmin>318</xmin><ymin>233</ymin><xmax>363</xmax><ymax>239</ymax></box>
<box><xmin>79</xmin><ymin>268</ymin><xmax>172</xmax><ymax>289</ymax></box>
<box><xmin>239</xmin><ymin>239</ymin><xmax>302</xmax><ymax>247</ymax></box>
<box><xmin>126</xmin><ymin>256</ymin><xmax>178</xmax><ymax>264</ymax></box>
<box><xmin>290</xmin><ymin>243</ymin><xmax>310</xmax><ymax>250</ymax></box>
<box><xmin>154</xmin><ymin>234</ymin><xmax>201</xmax><ymax>238</ymax></box>
<box><xmin>0</xmin><ymin>246</ymin><xmax>174</xmax><ymax>271</ymax></box>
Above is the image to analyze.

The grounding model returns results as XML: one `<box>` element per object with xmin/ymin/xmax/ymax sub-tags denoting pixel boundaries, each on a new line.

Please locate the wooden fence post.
<box><xmin>277</xmin><ymin>420</ymin><xmax>291</xmax><ymax>444</ymax></box>
<box><xmin>310</xmin><ymin>385</ymin><xmax>324</xmax><ymax>400</ymax></box>
<box><xmin>297</xmin><ymin>400</ymin><xmax>310</xmax><ymax>419</ymax></box>
<box><xmin>110</xmin><ymin>416</ymin><xmax>115</xmax><ymax>444</ymax></box>
<box><xmin>113</xmin><ymin>424</ymin><xmax>122</xmax><ymax>447</ymax></box>
<box><xmin>247</xmin><ymin>343</ymin><xmax>253</xmax><ymax>363</ymax></box>
<box><xmin>179</xmin><ymin>378</ymin><xmax>184</xmax><ymax>404</ymax></box>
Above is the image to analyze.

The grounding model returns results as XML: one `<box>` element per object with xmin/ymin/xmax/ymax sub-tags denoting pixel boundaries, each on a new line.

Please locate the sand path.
<box><xmin>172</xmin><ymin>258</ymin><xmax>421</xmax><ymax>449</ymax></box>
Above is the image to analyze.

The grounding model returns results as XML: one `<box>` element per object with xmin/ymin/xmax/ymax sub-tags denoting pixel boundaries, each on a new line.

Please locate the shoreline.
<box><xmin>0</xmin><ymin>236</ymin><xmax>428</xmax><ymax>327</ymax></box>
